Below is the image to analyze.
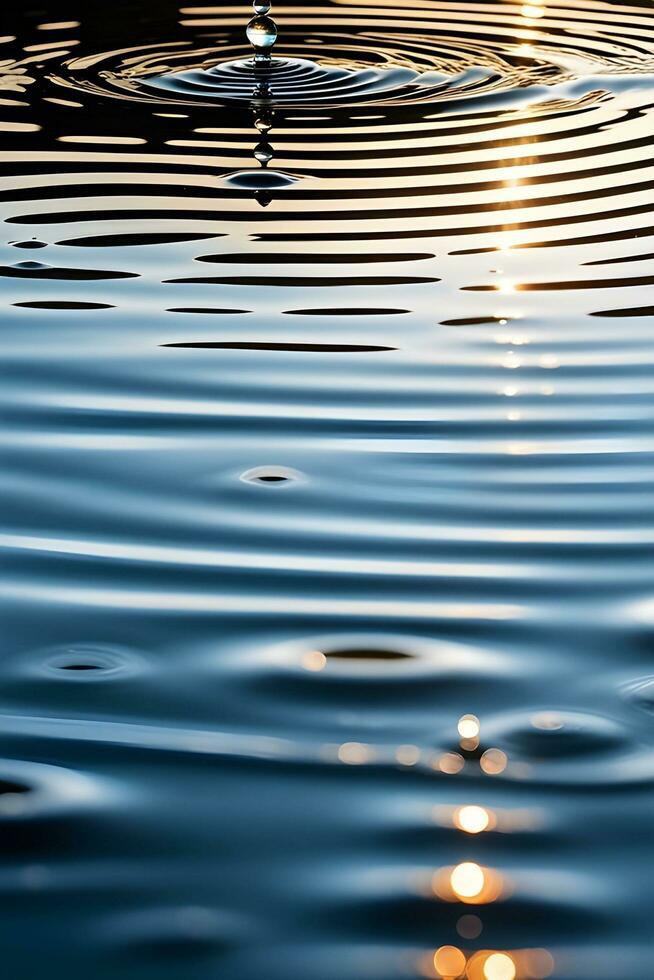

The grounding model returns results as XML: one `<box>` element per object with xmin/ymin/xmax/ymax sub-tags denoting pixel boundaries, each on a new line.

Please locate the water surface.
<box><xmin>1</xmin><ymin>1</ymin><xmax>654</xmax><ymax>977</ymax></box>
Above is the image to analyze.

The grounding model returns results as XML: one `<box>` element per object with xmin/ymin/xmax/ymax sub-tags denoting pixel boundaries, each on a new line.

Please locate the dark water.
<box><xmin>1</xmin><ymin>1</ymin><xmax>654</xmax><ymax>977</ymax></box>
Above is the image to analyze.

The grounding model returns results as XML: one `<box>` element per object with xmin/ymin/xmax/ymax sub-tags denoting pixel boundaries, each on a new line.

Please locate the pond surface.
<box><xmin>1</xmin><ymin>1</ymin><xmax>654</xmax><ymax>977</ymax></box>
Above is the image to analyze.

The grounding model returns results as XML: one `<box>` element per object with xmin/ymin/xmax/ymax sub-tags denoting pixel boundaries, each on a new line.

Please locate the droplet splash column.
<box><xmin>246</xmin><ymin>1</ymin><xmax>278</xmax><ymax>67</ymax></box>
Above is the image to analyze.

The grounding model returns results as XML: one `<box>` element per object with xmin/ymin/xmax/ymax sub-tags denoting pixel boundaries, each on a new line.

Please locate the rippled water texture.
<box><xmin>1</xmin><ymin>0</ymin><xmax>654</xmax><ymax>977</ymax></box>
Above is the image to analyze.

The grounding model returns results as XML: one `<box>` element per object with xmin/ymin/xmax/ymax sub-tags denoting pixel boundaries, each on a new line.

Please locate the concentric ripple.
<box><xmin>47</xmin><ymin>0</ymin><xmax>654</xmax><ymax>111</ymax></box>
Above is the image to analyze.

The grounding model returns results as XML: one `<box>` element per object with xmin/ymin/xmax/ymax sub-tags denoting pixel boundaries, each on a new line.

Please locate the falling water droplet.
<box><xmin>246</xmin><ymin>16</ymin><xmax>278</xmax><ymax>59</ymax></box>
<box><xmin>253</xmin><ymin>0</ymin><xmax>271</xmax><ymax>13</ymax></box>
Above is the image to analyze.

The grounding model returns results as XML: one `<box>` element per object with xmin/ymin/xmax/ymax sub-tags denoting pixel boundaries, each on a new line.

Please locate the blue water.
<box><xmin>1</xmin><ymin>1</ymin><xmax>654</xmax><ymax>977</ymax></box>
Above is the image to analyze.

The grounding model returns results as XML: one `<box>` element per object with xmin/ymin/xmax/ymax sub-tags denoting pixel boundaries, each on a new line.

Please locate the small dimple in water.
<box><xmin>240</xmin><ymin>465</ymin><xmax>304</xmax><ymax>486</ymax></box>
<box><xmin>11</xmin><ymin>240</ymin><xmax>47</xmax><ymax>249</ymax></box>
<box><xmin>326</xmin><ymin>648</ymin><xmax>412</xmax><ymax>662</ymax></box>
<box><xmin>40</xmin><ymin>643</ymin><xmax>142</xmax><ymax>679</ymax></box>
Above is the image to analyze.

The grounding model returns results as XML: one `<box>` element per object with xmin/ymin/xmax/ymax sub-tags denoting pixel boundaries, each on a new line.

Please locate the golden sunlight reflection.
<box><xmin>424</xmin><ymin>947</ymin><xmax>554</xmax><ymax>980</ymax></box>
<box><xmin>337</xmin><ymin>741</ymin><xmax>371</xmax><ymax>765</ymax></box>
<box><xmin>435</xmin><ymin>752</ymin><xmax>466</xmax><ymax>775</ymax></box>
<box><xmin>396</xmin><ymin>744</ymin><xmax>421</xmax><ymax>766</ymax></box>
<box><xmin>480</xmin><ymin>748</ymin><xmax>508</xmax><ymax>775</ymax></box>
<box><xmin>483</xmin><ymin>953</ymin><xmax>516</xmax><ymax>980</ymax></box>
<box><xmin>458</xmin><ymin>715</ymin><xmax>480</xmax><ymax>740</ymax></box>
<box><xmin>301</xmin><ymin>649</ymin><xmax>326</xmax><ymax>671</ymax></box>
<box><xmin>434</xmin><ymin>804</ymin><xmax>541</xmax><ymax>834</ymax></box>
<box><xmin>496</xmin><ymin>232</ymin><xmax>521</xmax><ymax>253</ymax></box>
<box><xmin>502</xmin><ymin>352</ymin><xmax>522</xmax><ymax>370</ymax></box>
<box><xmin>434</xmin><ymin>945</ymin><xmax>467</xmax><ymax>978</ymax></box>
<box><xmin>531</xmin><ymin>711</ymin><xmax>564</xmax><ymax>731</ymax></box>
<box><xmin>495</xmin><ymin>335</ymin><xmax>528</xmax><ymax>346</ymax></box>
<box><xmin>455</xmin><ymin>805</ymin><xmax>492</xmax><ymax>834</ymax></box>
<box><xmin>431</xmin><ymin>861</ymin><xmax>509</xmax><ymax>905</ymax></box>
<box><xmin>37</xmin><ymin>21</ymin><xmax>80</xmax><ymax>30</ymax></box>
<box><xmin>450</xmin><ymin>862</ymin><xmax>486</xmax><ymax>899</ymax></box>
<box><xmin>522</xmin><ymin>949</ymin><xmax>555</xmax><ymax>978</ymax></box>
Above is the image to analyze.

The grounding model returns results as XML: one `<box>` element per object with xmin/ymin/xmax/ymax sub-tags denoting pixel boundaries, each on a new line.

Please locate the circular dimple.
<box><xmin>97</xmin><ymin>905</ymin><xmax>251</xmax><ymax>956</ymax></box>
<box><xmin>324</xmin><ymin>648</ymin><xmax>413</xmax><ymax>663</ymax></box>
<box><xmin>10</xmin><ymin>240</ymin><xmax>47</xmax><ymax>249</ymax></box>
<box><xmin>223</xmin><ymin>169</ymin><xmax>298</xmax><ymax>190</ymax></box>
<box><xmin>267</xmin><ymin>632</ymin><xmax>514</xmax><ymax>685</ymax></box>
<box><xmin>13</xmin><ymin>643</ymin><xmax>148</xmax><ymax>682</ymax></box>
<box><xmin>470</xmin><ymin>708</ymin><xmax>654</xmax><ymax>787</ymax></box>
<box><xmin>240</xmin><ymin>465</ymin><xmax>305</xmax><ymax>486</ymax></box>
<box><xmin>484</xmin><ymin>710</ymin><xmax>626</xmax><ymax>761</ymax></box>
<box><xmin>0</xmin><ymin>777</ymin><xmax>31</xmax><ymax>797</ymax></box>
<box><xmin>38</xmin><ymin>0</ymin><xmax>654</xmax><ymax>117</ymax></box>
<box><xmin>143</xmin><ymin>55</ymin><xmax>434</xmax><ymax>108</ymax></box>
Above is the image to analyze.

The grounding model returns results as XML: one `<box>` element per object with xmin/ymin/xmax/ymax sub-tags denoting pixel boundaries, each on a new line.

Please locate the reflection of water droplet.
<box><xmin>255</xmin><ymin>113</ymin><xmax>273</xmax><ymax>133</ymax></box>
<box><xmin>254</xmin><ymin>141</ymin><xmax>273</xmax><ymax>164</ymax></box>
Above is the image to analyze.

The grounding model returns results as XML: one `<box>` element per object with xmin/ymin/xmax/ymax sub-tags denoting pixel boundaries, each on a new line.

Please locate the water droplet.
<box><xmin>253</xmin><ymin>0</ymin><xmax>271</xmax><ymax>12</ymax></box>
<box><xmin>246</xmin><ymin>16</ymin><xmax>277</xmax><ymax>54</ymax></box>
